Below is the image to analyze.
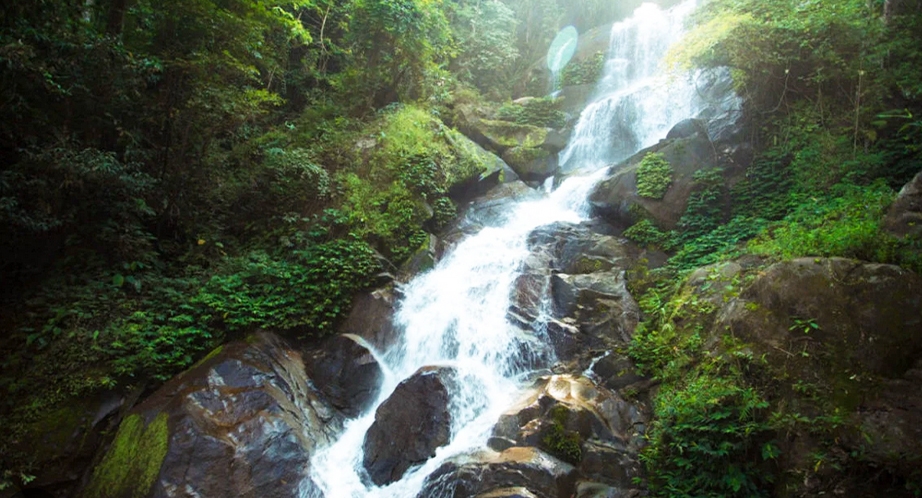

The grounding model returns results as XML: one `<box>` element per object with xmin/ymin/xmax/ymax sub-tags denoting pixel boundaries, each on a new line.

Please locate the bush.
<box><xmin>496</xmin><ymin>96</ymin><xmax>565</xmax><ymax>128</ymax></box>
<box><xmin>748</xmin><ymin>181</ymin><xmax>896</xmax><ymax>262</ymax></box>
<box><xmin>194</xmin><ymin>237</ymin><xmax>379</xmax><ymax>337</ymax></box>
<box><xmin>643</xmin><ymin>374</ymin><xmax>776</xmax><ymax>498</ymax></box>
<box><xmin>561</xmin><ymin>51</ymin><xmax>605</xmax><ymax>87</ymax></box>
<box><xmin>636</xmin><ymin>153</ymin><xmax>673</xmax><ymax>199</ymax></box>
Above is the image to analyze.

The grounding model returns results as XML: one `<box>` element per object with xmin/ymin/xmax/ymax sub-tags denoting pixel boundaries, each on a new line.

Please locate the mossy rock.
<box><xmin>539</xmin><ymin>405</ymin><xmax>583</xmax><ymax>465</ymax></box>
<box><xmin>502</xmin><ymin>146</ymin><xmax>556</xmax><ymax>182</ymax></box>
<box><xmin>83</xmin><ymin>413</ymin><xmax>169</xmax><ymax>498</ymax></box>
<box><xmin>477</xmin><ymin>119</ymin><xmax>549</xmax><ymax>150</ymax></box>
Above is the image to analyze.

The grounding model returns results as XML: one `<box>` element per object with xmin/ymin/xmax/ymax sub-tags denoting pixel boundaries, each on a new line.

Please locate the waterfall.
<box><xmin>309</xmin><ymin>2</ymin><xmax>700</xmax><ymax>496</ymax></box>
<box><xmin>559</xmin><ymin>0</ymin><xmax>701</xmax><ymax>172</ymax></box>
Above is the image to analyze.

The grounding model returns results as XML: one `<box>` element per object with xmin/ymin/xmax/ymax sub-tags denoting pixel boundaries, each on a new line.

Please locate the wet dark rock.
<box><xmin>80</xmin><ymin>331</ymin><xmax>340</xmax><ymax>498</ymax></box>
<box><xmin>476</xmin><ymin>487</ymin><xmax>541</xmax><ymax>498</ymax></box>
<box><xmin>363</xmin><ymin>366</ymin><xmax>456</xmax><ymax>486</ymax></box>
<box><xmin>665</xmin><ymin>118</ymin><xmax>707</xmax><ymax>140</ymax></box>
<box><xmin>511</xmin><ymin>222</ymin><xmax>641</xmax><ymax>366</ymax></box>
<box><xmin>338</xmin><ymin>284</ymin><xmax>399</xmax><ymax>351</ymax></box>
<box><xmin>586</xmin><ymin>353</ymin><xmax>646</xmax><ymax>392</ymax></box>
<box><xmin>884</xmin><ymin>170</ymin><xmax>922</xmax><ymax>238</ymax></box>
<box><xmin>488</xmin><ymin>374</ymin><xmax>650</xmax><ymax>496</ymax></box>
<box><xmin>693</xmin><ymin>67</ymin><xmax>745</xmax><ymax>146</ymax></box>
<box><xmin>526</xmin><ymin>222</ymin><xmax>632</xmax><ymax>275</ymax></box>
<box><xmin>305</xmin><ymin>334</ymin><xmax>383</xmax><ymax>417</ymax></box>
<box><xmin>417</xmin><ymin>447</ymin><xmax>578</xmax><ymax>498</ymax></box>
<box><xmin>550</xmin><ymin>271</ymin><xmax>638</xmax><ymax>345</ymax></box>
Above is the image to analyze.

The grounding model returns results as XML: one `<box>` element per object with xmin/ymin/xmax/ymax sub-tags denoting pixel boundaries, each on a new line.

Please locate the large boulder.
<box><xmin>451</xmin><ymin>108</ymin><xmax>567</xmax><ymax>184</ymax></box>
<box><xmin>692</xmin><ymin>67</ymin><xmax>746</xmax><ymax>147</ymax></box>
<box><xmin>711</xmin><ymin>258</ymin><xmax>922</xmax><ymax>489</ymax></box>
<box><xmin>363</xmin><ymin>366</ymin><xmax>456</xmax><ymax>486</ymax></box>
<box><xmin>445</xmin><ymin>131</ymin><xmax>520</xmax><ymax>202</ymax></box>
<box><xmin>512</xmin><ymin>222</ymin><xmax>640</xmax><ymax>365</ymax></box>
<box><xmin>80</xmin><ymin>332</ymin><xmax>340</xmax><ymax>498</ymax></box>
<box><xmin>305</xmin><ymin>334</ymin><xmax>383</xmax><ymax>417</ymax></box>
<box><xmin>884</xmin><ymin>170</ymin><xmax>922</xmax><ymax>238</ymax></box>
<box><xmin>441</xmin><ymin>181</ymin><xmax>542</xmax><ymax>255</ymax></box>
<box><xmin>717</xmin><ymin>258</ymin><xmax>922</xmax><ymax>378</ymax></box>
<box><xmin>490</xmin><ymin>375</ymin><xmax>649</xmax><ymax>493</ymax></box>
<box><xmin>588</xmin><ymin>128</ymin><xmax>723</xmax><ymax>230</ymax></box>
<box><xmin>417</xmin><ymin>447</ymin><xmax>578</xmax><ymax>498</ymax></box>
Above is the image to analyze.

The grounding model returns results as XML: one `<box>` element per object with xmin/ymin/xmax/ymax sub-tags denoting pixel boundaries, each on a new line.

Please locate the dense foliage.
<box><xmin>1</xmin><ymin>0</ymin><xmax>920</xmax><ymax>494</ymax></box>
<box><xmin>626</xmin><ymin>1</ymin><xmax>922</xmax><ymax>496</ymax></box>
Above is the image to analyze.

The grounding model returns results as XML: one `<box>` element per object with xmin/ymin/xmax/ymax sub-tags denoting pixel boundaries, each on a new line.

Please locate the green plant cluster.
<box><xmin>629</xmin><ymin>275</ymin><xmax>779</xmax><ymax>497</ymax></box>
<box><xmin>496</xmin><ymin>96</ymin><xmax>566</xmax><ymax>128</ymax></box>
<box><xmin>561</xmin><ymin>51</ymin><xmax>605</xmax><ymax>87</ymax></box>
<box><xmin>539</xmin><ymin>405</ymin><xmax>582</xmax><ymax>465</ymax></box>
<box><xmin>643</xmin><ymin>374</ymin><xmax>776</xmax><ymax>497</ymax></box>
<box><xmin>636</xmin><ymin>153</ymin><xmax>674</xmax><ymax>199</ymax></box>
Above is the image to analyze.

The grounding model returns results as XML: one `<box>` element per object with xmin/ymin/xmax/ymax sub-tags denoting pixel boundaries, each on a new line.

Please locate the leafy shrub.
<box><xmin>748</xmin><ymin>181</ymin><xmax>896</xmax><ymax>262</ymax></box>
<box><xmin>624</xmin><ymin>219</ymin><xmax>670</xmax><ymax>248</ymax></box>
<box><xmin>636</xmin><ymin>153</ymin><xmax>673</xmax><ymax>199</ymax></box>
<box><xmin>496</xmin><ymin>96</ymin><xmax>565</xmax><ymax>128</ymax></box>
<box><xmin>561</xmin><ymin>51</ymin><xmax>605</xmax><ymax>87</ymax></box>
<box><xmin>194</xmin><ymin>237</ymin><xmax>379</xmax><ymax>337</ymax></box>
<box><xmin>673</xmin><ymin>168</ymin><xmax>726</xmax><ymax>245</ymax></box>
<box><xmin>429</xmin><ymin>197</ymin><xmax>457</xmax><ymax>232</ymax></box>
<box><xmin>643</xmin><ymin>374</ymin><xmax>776</xmax><ymax>498</ymax></box>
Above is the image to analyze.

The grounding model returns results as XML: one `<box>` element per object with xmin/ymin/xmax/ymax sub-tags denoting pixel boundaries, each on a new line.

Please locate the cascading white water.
<box><xmin>309</xmin><ymin>2</ymin><xmax>700</xmax><ymax>497</ymax></box>
<box><xmin>559</xmin><ymin>1</ymin><xmax>701</xmax><ymax>172</ymax></box>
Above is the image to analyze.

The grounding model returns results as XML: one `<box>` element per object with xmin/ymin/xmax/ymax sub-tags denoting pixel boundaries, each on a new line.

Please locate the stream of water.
<box><xmin>308</xmin><ymin>2</ymin><xmax>701</xmax><ymax>496</ymax></box>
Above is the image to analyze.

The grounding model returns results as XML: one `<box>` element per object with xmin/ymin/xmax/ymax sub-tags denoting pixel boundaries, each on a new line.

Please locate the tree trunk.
<box><xmin>106</xmin><ymin>0</ymin><xmax>128</xmax><ymax>37</ymax></box>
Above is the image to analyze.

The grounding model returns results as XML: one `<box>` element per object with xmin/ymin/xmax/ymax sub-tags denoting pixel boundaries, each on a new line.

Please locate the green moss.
<box><xmin>540</xmin><ymin>405</ymin><xmax>582</xmax><ymax>464</ymax></box>
<box><xmin>570</xmin><ymin>256</ymin><xmax>613</xmax><ymax>274</ymax></box>
<box><xmin>478</xmin><ymin>119</ymin><xmax>548</xmax><ymax>149</ymax></box>
<box><xmin>84</xmin><ymin>413</ymin><xmax>169</xmax><ymax>498</ymax></box>
<box><xmin>561</xmin><ymin>51</ymin><xmax>606</xmax><ymax>87</ymax></box>
<box><xmin>636</xmin><ymin>152</ymin><xmax>673</xmax><ymax>199</ymax></box>
<box><xmin>503</xmin><ymin>146</ymin><xmax>549</xmax><ymax>169</ymax></box>
<box><xmin>496</xmin><ymin>97</ymin><xmax>565</xmax><ymax>128</ymax></box>
<box><xmin>190</xmin><ymin>345</ymin><xmax>224</xmax><ymax>370</ymax></box>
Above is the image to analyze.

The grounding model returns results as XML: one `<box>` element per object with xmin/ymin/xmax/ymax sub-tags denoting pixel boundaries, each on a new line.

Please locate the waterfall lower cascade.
<box><xmin>309</xmin><ymin>2</ymin><xmax>702</xmax><ymax>496</ymax></box>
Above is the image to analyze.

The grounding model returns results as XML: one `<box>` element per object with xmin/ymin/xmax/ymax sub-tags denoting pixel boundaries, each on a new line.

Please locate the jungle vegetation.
<box><xmin>1</xmin><ymin>0</ymin><xmax>920</xmax><ymax>494</ymax></box>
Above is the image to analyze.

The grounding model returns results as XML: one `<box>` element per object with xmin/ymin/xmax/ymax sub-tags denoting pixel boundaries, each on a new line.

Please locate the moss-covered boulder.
<box><xmin>502</xmin><ymin>146</ymin><xmax>558</xmax><ymax>182</ymax></box>
<box><xmin>588</xmin><ymin>125</ymin><xmax>728</xmax><ymax>230</ymax></box>
<box><xmin>3</xmin><ymin>391</ymin><xmax>129</xmax><ymax>496</ymax></box>
<box><xmin>706</xmin><ymin>258</ymin><xmax>922</xmax><ymax>494</ymax></box>
<box><xmin>80</xmin><ymin>332</ymin><xmax>341</xmax><ymax>498</ymax></box>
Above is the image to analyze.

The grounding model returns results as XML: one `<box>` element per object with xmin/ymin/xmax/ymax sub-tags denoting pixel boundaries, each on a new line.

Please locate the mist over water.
<box><xmin>308</xmin><ymin>2</ymin><xmax>701</xmax><ymax>496</ymax></box>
